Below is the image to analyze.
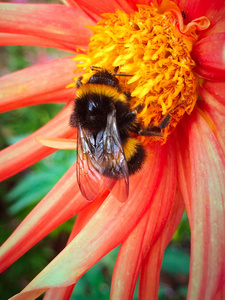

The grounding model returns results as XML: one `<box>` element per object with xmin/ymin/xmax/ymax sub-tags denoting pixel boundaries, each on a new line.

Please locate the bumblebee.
<box><xmin>70</xmin><ymin>67</ymin><xmax>171</xmax><ymax>202</ymax></box>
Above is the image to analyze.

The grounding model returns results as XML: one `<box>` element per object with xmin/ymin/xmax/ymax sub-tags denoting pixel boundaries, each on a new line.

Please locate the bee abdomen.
<box><xmin>123</xmin><ymin>137</ymin><xmax>146</xmax><ymax>175</ymax></box>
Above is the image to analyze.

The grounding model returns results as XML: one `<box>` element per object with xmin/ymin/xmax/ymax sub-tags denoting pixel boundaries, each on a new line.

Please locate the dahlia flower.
<box><xmin>0</xmin><ymin>0</ymin><xmax>225</xmax><ymax>299</ymax></box>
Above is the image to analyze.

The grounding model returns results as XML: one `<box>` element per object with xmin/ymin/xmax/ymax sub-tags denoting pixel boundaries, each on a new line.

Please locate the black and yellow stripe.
<box><xmin>76</xmin><ymin>84</ymin><xmax>127</xmax><ymax>103</ymax></box>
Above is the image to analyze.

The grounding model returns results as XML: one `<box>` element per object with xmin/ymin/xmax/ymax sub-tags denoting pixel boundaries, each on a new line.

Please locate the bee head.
<box><xmin>70</xmin><ymin>92</ymin><xmax>114</xmax><ymax>132</ymax></box>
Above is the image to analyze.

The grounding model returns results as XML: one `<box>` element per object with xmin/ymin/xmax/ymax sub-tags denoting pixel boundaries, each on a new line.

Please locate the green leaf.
<box><xmin>6</xmin><ymin>151</ymin><xmax>75</xmax><ymax>214</ymax></box>
<box><xmin>162</xmin><ymin>246</ymin><xmax>190</xmax><ymax>275</ymax></box>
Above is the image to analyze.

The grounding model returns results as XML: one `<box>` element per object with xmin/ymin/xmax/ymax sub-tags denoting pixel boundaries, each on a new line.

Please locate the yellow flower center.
<box><xmin>70</xmin><ymin>1</ymin><xmax>210</xmax><ymax>144</ymax></box>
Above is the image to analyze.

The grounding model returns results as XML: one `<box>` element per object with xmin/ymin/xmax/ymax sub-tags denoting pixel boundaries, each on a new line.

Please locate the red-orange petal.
<box><xmin>35</xmin><ymin>137</ymin><xmax>77</xmax><ymax>150</ymax></box>
<box><xmin>0</xmin><ymin>102</ymin><xmax>75</xmax><ymax>181</ymax></box>
<box><xmin>139</xmin><ymin>234</ymin><xmax>164</xmax><ymax>300</ymax></box>
<box><xmin>62</xmin><ymin>0</ymin><xmax>79</xmax><ymax>8</ymax></box>
<box><xmin>0</xmin><ymin>33</ymin><xmax>80</xmax><ymax>53</ymax></box>
<box><xmin>192</xmin><ymin>33</ymin><xmax>225</xmax><ymax>80</ymax></box>
<box><xmin>214</xmin><ymin>285</ymin><xmax>225</xmax><ymax>300</ymax></box>
<box><xmin>0</xmin><ymin>57</ymin><xmax>76</xmax><ymax>113</ymax></box>
<box><xmin>201</xmin><ymin>80</ymin><xmax>225</xmax><ymax>106</ymax></box>
<box><xmin>176</xmin><ymin>122</ymin><xmax>192</xmax><ymax>221</ymax></box>
<box><xmin>110</xmin><ymin>139</ymin><xmax>177</xmax><ymax>299</ymax></box>
<box><xmin>132</xmin><ymin>0</ymin><xmax>153</xmax><ymax>4</ymax></box>
<box><xmin>201</xmin><ymin>19</ymin><xmax>225</xmax><ymax>38</ymax></box>
<box><xmin>43</xmin><ymin>193</ymin><xmax>107</xmax><ymax>300</ymax></box>
<box><xmin>43</xmin><ymin>286</ymin><xmax>75</xmax><ymax>300</ymax></box>
<box><xmin>177</xmin><ymin>0</ymin><xmax>225</xmax><ymax>26</ymax></box>
<box><xmin>111</xmin><ymin>209</ymin><xmax>149</xmax><ymax>300</ymax></box>
<box><xmin>72</xmin><ymin>0</ymin><xmax>136</xmax><ymax>20</ymax></box>
<box><xmin>198</xmin><ymin>82</ymin><xmax>225</xmax><ymax>156</ymax></box>
<box><xmin>138</xmin><ymin>190</ymin><xmax>185</xmax><ymax>300</ymax></box>
<box><xmin>0</xmin><ymin>3</ymin><xmax>95</xmax><ymax>47</ymax></box>
<box><xmin>0</xmin><ymin>164</ymin><xmax>90</xmax><ymax>273</ymax></box>
<box><xmin>9</xmin><ymin>145</ymin><xmax>165</xmax><ymax>299</ymax></box>
<box><xmin>68</xmin><ymin>190</ymin><xmax>109</xmax><ymax>239</ymax></box>
<box><xmin>185</xmin><ymin>110</ymin><xmax>225</xmax><ymax>299</ymax></box>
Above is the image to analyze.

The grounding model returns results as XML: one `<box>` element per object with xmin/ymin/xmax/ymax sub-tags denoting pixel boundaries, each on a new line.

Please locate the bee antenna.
<box><xmin>113</xmin><ymin>66</ymin><xmax>133</xmax><ymax>77</ymax></box>
<box><xmin>113</xmin><ymin>74</ymin><xmax>134</xmax><ymax>76</ymax></box>
<box><xmin>113</xmin><ymin>73</ymin><xmax>133</xmax><ymax>77</ymax></box>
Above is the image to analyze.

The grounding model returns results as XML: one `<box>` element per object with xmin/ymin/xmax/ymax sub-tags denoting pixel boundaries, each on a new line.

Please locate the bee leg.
<box><xmin>136</xmin><ymin>101</ymin><xmax>186</xmax><ymax>137</ymax></box>
<box><xmin>118</xmin><ymin>110</ymin><xmax>137</xmax><ymax>129</ymax></box>
<box><xmin>137</xmin><ymin>113</ymin><xmax>172</xmax><ymax>137</ymax></box>
<box><xmin>138</xmin><ymin>126</ymin><xmax>163</xmax><ymax>136</ymax></box>
<box><xmin>133</xmin><ymin>103</ymin><xmax>145</xmax><ymax>114</ymax></box>
<box><xmin>121</xmin><ymin>104</ymin><xmax>146</xmax><ymax>134</ymax></box>
<box><xmin>124</xmin><ymin>91</ymin><xmax>131</xmax><ymax>100</ymax></box>
<box><xmin>76</xmin><ymin>76</ymin><xmax>83</xmax><ymax>88</ymax></box>
<box><xmin>122</xmin><ymin>102</ymin><xmax>145</xmax><ymax>124</ymax></box>
<box><xmin>156</xmin><ymin>100</ymin><xmax>186</xmax><ymax>129</ymax></box>
<box><xmin>158</xmin><ymin>113</ymin><xmax>172</xmax><ymax>129</ymax></box>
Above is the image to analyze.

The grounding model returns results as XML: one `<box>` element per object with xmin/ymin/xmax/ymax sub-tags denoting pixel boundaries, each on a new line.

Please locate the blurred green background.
<box><xmin>0</xmin><ymin>40</ymin><xmax>190</xmax><ymax>300</ymax></box>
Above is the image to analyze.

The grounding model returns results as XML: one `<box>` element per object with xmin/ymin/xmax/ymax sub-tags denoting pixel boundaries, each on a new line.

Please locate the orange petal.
<box><xmin>139</xmin><ymin>235</ymin><xmax>164</xmax><ymax>300</ymax></box>
<box><xmin>201</xmin><ymin>19</ymin><xmax>225</xmax><ymax>38</ymax></box>
<box><xmin>71</xmin><ymin>0</ymin><xmax>135</xmax><ymax>20</ymax></box>
<box><xmin>111</xmin><ymin>209</ymin><xmax>149</xmax><ymax>300</ymax></box>
<box><xmin>178</xmin><ymin>0</ymin><xmax>225</xmax><ymax>27</ymax></box>
<box><xmin>9</xmin><ymin>144</ymin><xmax>165</xmax><ymax>299</ymax></box>
<box><xmin>176</xmin><ymin>122</ymin><xmax>192</xmax><ymax>221</ymax></box>
<box><xmin>43</xmin><ymin>286</ymin><xmax>75</xmax><ymax>300</ymax></box>
<box><xmin>170</xmin><ymin>9</ymin><xmax>210</xmax><ymax>39</ymax></box>
<box><xmin>198</xmin><ymin>81</ymin><xmax>225</xmax><ymax>156</ymax></box>
<box><xmin>0</xmin><ymin>33</ymin><xmax>79</xmax><ymax>53</ymax></box>
<box><xmin>0</xmin><ymin>3</ymin><xmax>95</xmax><ymax>47</ymax></box>
<box><xmin>214</xmin><ymin>285</ymin><xmax>225</xmax><ymax>300</ymax></box>
<box><xmin>0</xmin><ymin>57</ymin><xmax>76</xmax><ymax>113</ymax></box>
<box><xmin>110</xmin><ymin>139</ymin><xmax>178</xmax><ymax>299</ymax></box>
<box><xmin>192</xmin><ymin>33</ymin><xmax>225</xmax><ymax>80</ymax></box>
<box><xmin>185</xmin><ymin>110</ymin><xmax>225</xmax><ymax>300</ymax></box>
<box><xmin>35</xmin><ymin>137</ymin><xmax>77</xmax><ymax>150</ymax></box>
<box><xmin>67</xmin><ymin>190</ymin><xmax>109</xmax><ymax>239</ymax></box>
<box><xmin>43</xmin><ymin>192</ymin><xmax>108</xmax><ymax>300</ymax></box>
<box><xmin>201</xmin><ymin>80</ymin><xmax>225</xmax><ymax>105</ymax></box>
<box><xmin>138</xmin><ymin>190</ymin><xmax>185</xmax><ymax>300</ymax></box>
<box><xmin>0</xmin><ymin>102</ymin><xmax>75</xmax><ymax>181</ymax></box>
<box><xmin>0</xmin><ymin>164</ymin><xmax>90</xmax><ymax>273</ymax></box>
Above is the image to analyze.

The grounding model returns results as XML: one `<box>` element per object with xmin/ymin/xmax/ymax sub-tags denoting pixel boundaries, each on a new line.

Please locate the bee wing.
<box><xmin>76</xmin><ymin>124</ymin><xmax>106</xmax><ymax>202</ymax></box>
<box><xmin>101</xmin><ymin>109</ymin><xmax>129</xmax><ymax>202</ymax></box>
<box><xmin>76</xmin><ymin>110</ymin><xmax>129</xmax><ymax>202</ymax></box>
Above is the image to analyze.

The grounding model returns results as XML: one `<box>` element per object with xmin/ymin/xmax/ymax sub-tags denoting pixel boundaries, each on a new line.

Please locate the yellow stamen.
<box><xmin>70</xmin><ymin>0</ymin><xmax>210</xmax><ymax>144</ymax></box>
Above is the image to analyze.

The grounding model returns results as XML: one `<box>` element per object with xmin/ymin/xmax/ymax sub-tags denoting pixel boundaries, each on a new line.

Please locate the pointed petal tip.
<box><xmin>34</xmin><ymin>137</ymin><xmax>77</xmax><ymax>150</ymax></box>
